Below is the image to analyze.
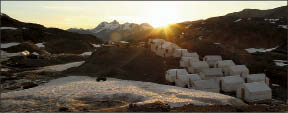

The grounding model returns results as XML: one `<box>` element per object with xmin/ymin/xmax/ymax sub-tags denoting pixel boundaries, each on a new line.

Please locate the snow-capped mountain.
<box><xmin>67</xmin><ymin>20</ymin><xmax>153</xmax><ymax>41</ymax></box>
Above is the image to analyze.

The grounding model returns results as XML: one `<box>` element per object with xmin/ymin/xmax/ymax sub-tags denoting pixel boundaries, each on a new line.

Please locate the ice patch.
<box><xmin>0</xmin><ymin>27</ymin><xmax>18</xmax><ymax>30</ymax></box>
<box><xmin>1</xmin><ymin>76</ymin><xmax>245</xmax><ymax>109</ymax></box>
<box><xmin>245</xmin><ymin>46</ymin><xmax>278</xmax><ymax>53</ymax></box>
<box><xmin>1</xmin><ymin>42</ymin><xmax>20</xmax><ymax>48</ymax></box>
<box><xmin>35</xmin><ymin>43</ymin><xmax>45</xmax><ymax>48</ymax></box>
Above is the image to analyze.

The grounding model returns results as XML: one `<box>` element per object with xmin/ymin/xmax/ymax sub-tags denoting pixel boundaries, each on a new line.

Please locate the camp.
<box><xmin>214</xmin><ymin>60</ymin><xmax>236</xmax><ymax>76</ymax></box>
<box><xmin>246</xmin><ymin>73</ymin><xmax>269</xmax><ymax>85</ymax></box>
<box><xmin>236</xmin><ymin>82</ymin><xmax>272</xmax><ymax>103</ymax></box>
<box><xmin>150</xmin><ymin>39</ymin><xmax>165</xmax><ymax>52</ymax></box>
<box><xmin>220</xmin><ymin>75</ymin><xmax>244</xmax><ymax>92</ymax></box>
<box><xmin>187</xmin><ymin>61</ymin><xmax>209</xmax><ymax>74</ymax></box>
<box><xmin>173</xmin><ymin>49</ymin><xmax>188</xmax><ymax>57</ymax></box>
<box><xmin>175</xmin><ymin>74</ymin><xmax>201</xmax><ymax>88</ymax></box>
<box><xmin>182</xmin><ymin>52</ymin><xmax>199</xmax><ymax>59</ymax></box>
<box><xmin>158</xmin><ymin>42</ymin><xmax>181</xmax><ymax>57</ymax></box>
<box><xmin>228</xmin><ymin>65</ymin><xmax>249</xmax><ymax>78</ymax></box>
<box><xmin>203</xmin><ymin>55</ymin><xmax>222</xmax><ymax>68</ymax></box>
<box><xmin>165</xmin><ymin>69</ymin><xmax>188</xmax><ymax>83</ymax></box>
<box><xmin>192</xmin><ymin>79</ymin><xmax>220</xmax><ymax>93</ymax></box>
<box><xmin>180</xmin><ymin>57</ymin><xmax>200</xmax><ymax>67</ymax></box>
<box><xmin>199</xmin><ymin>68</ymin><xmax>224</xmax><ymax>79</ymax></box>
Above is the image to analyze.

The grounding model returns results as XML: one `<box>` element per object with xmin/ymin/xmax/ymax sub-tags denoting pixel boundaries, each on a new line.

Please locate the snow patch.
<box><xmin>123</xmin><ymin>23</ymin><xmax>131</xmax><ymax>30</ymax></box>
<box><xmin>271</xmin><ymin>84</ymin><xmax>280</xmax><ymax>87</ymax></box>
<box><xmin>80</xmin><ymin>52</ymin><xmax>92</xmax><ymax>56</ymax></box>
<box><xmin>198</xmin><ymin>36</ymin><xmax>203</xmax><ymax>40</ymax></box>
<box><xmin>2</xmin><ymin>76</ymin><xmax>245</xmax><ymax>109</ymax></box>
<box><xmin>245</xmin><ymin>46</ymin><xmax>278</xmax><ymax>53</ymax></box>
<box><xmin>273</xmin><ymin>60</ymin><xmax>288</xmax><ymax>67</ymax></box>
<box><xmin>278</xmin><ymin>25</ymin><xmax>288</xmax><ymax>29</ymax></box>
<box><xmin>234</xmin><ymin>19</ymin><xmax>242</xmax><ymax>22</ymax></box>
<box><xmin>35</xmin><ymin>43</ymin><xmax>45</xmax><ymax>48</ymax></box>
<box><xmin>32</xmin><ymin>61</ymin><xmax>85</xmax><ymax>72</ymax></box>
<box><xmin>120</xmin><ymin>41</ymin><xmax>129</xmax><ymax>44</ymax></box>
<box><xmin>31</xmin><ymin>52</ymin><xmax>39</xmax><ymax>56</ymax></box>
<box><xmin>1</xmin><ymin>42</ymin><xmax>20</xmax><ymax>48</ymax></box>
<box><xmin>1</xmin><ymin>68</ymin><xmax>10</xmax><ymax>72</ymax></box>
<box><xmin>91</xmin><ymin>43</ymin><xmax>101</xmax><ymax>48</ymax></box>
<box><xmin>0</xmin><ymin>27</ymin><xmax>18</xmax><ymax>30</ymax></box>
<box><xmin>185</xmin><ymin>24</ymin><xmax>192</xmax><ymax>29</ymax></box>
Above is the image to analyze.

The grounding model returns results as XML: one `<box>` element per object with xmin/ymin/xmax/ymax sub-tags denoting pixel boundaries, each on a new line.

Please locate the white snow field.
<box><xmin>2</xmin><ymin>76</ymin><xmax>245</xmax><ymax>111</ymax></box>
<box><xmin>1</xmin><ymin>42</ymin><xmax>21</xmax><ymax>48</ymax></box>
<box><xmin>32</xmin><ymin>61</ymin><xmax>85</xmax><ymax>72</ymax></box>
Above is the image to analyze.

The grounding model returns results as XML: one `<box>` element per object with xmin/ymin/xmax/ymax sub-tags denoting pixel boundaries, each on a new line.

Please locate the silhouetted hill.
<box><xmin>1</xmin><ymin>13</ymin><xmax>102</xmax><ymax>54</ymax></box>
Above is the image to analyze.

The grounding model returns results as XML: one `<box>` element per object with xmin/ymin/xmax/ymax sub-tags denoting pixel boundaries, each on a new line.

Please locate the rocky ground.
<box><xmin>1</xmin><ymin>46</ymin><xmax>287</xmax><ymax>112</ymax></box>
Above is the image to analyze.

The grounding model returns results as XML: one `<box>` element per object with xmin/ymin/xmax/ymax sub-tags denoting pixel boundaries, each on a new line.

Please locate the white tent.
<box><xmin>199</xmin><ymin>68</ymin><xmax>224</xmax><ymax>79</ymax></box>
<box><xmin>192</xmin><ymin>79</ymin><xmax>220</xmax><ymax>93</ymax></box>
<box><xmin>176</xmin><ymin>74</ymin><xmax>201</xmax><ymax>88</ymax></box>
<box><xmin>148</xmin><ymin>39</ymin><xmax>153</xmax><ymax>45</ymax></box>
<box><xmin>150</xmin><ymin>39</ymin><xmax>165</xmax><ymax>52</ymax></box>
<box><xmin>180</xmin><ymin>57</ymin><xmax>200</xmax><ymax>67</ymax></box>
<box><xmin>203</xmin><ymin>55</ymin><xmax>222</xmax><ymax>68</ymax></box>
<box><xmin>165</xmin><ymin>69</ymin><xmax>188</xmax><ymax>83</ymax></box>
<box><xmin>175</xmin><ymin>74</ymin><xmax>201</xmax><ymax>88</ymax></box>
<box><xmin>187</xmin><ymin>61</ymin><xmax>209</xmax><ymax>74</ymax></box>
<box><xmin>215</xmin><ymin>60</ymin><xmax>236</xmax><ymax>76</ymax></box>
<box><xmin>246</xmin><ymin>73</ymin><xmax>269</xmax><ymax>85</ymax></box>
<box><xmin>228</xmin><ymin>65</ymin><xmax>249</xmax><ymax>78</ymax></box>
<box><xmin>173</xmin><ymin>49</ymin><xmax>188</xmax><ymax>58</ymax></box>
<box><xmin>158</xmin><ymin>42</ymin><xmax>181</xmax><ymax>57</ymax></box>
<box><xmin>182</xmin><ymin>52</ymin><xmax>199</xmax><ymax>59</ymax></box>
<box><xmin>236</xmin><ymin>82</ymin><xmax>272</xmax><ymax>103</ymax></box>
<box><xmin>220</xmin><ymin>75</ymin><xmax>244</xmax><ymax>92</ymax></box>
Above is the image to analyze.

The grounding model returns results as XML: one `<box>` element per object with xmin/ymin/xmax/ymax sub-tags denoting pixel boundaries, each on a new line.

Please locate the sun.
<box><xmin>145</xmin><ymin>6</ymin><xmax>182</xmax><ymax>28</ymax></box>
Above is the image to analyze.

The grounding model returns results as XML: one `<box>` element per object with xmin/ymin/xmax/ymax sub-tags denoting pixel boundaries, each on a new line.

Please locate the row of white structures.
<box><xmin>148</xmin><ymin>38</ymin><xmax>272</xmax><ymax>103</ymax></box>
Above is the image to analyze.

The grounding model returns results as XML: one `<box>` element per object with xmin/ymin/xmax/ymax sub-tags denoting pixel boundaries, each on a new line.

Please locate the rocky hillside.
<box><xmin>67</xmin><ymin>20</ymin><xmax>153</xmax><ymax>42</ymax></box>
<box><xmin>1</xmin><ymin>13</ymin><xmax>102</xmax><ymax>54</ymax></box>
<box><xmin>147</xmin><ymin>6</ymin><xmax>287</xmax><ymax>51</ymax></box>
<box><xmin>147</xmin><ymin>6</ymin><xmax>287</xmax><ymax>89</ymax></box>
<box><xmin>226</xmin><ymin>6</ymin><xmax>287</xmax><ymax>18</ymax></box>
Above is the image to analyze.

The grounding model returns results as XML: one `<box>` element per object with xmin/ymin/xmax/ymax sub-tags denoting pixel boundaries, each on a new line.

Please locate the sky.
<box><xmin>1</xmin><ymin>1</ymin><xmax>286</xmax><ymax>29</ymax></box>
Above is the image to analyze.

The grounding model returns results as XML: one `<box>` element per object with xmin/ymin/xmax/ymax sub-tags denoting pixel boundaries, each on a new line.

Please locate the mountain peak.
<box><xmin>111</xmin><ymin>20</ymin><xmax>119</xmax><ymax>24</ymax></box>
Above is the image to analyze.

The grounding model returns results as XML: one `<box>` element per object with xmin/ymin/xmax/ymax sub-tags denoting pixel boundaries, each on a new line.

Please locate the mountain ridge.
<box><xmin>67</xmin><ymin>20</ymin><xmax>153</xmax><ymax>41</ymax></box>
